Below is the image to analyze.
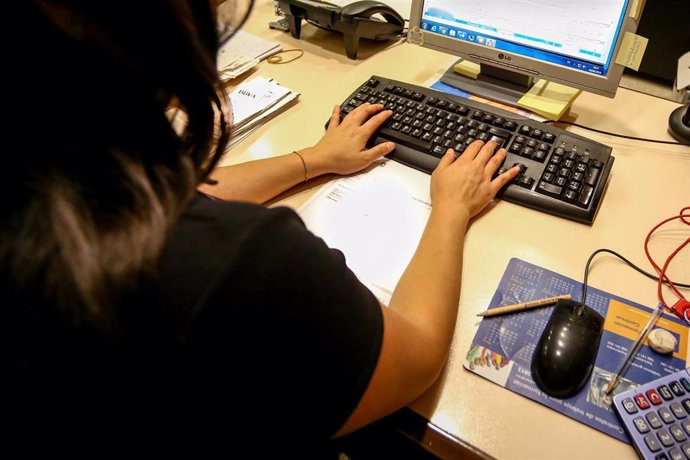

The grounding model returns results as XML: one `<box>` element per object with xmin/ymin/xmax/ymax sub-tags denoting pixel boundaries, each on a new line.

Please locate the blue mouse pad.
<box><xmin>465</xmin><ymin>258</ymin><xmax>687</xmax><ymax>442</ymax></box>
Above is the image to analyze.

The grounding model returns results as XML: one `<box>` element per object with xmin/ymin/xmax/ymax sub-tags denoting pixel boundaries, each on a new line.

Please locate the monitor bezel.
<box><xmin>408</xmin><ymin>0</ymin><xmax>639</xmax><ymax>98</ymax></box>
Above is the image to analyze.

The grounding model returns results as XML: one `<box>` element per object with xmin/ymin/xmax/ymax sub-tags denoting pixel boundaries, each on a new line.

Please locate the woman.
<box><xmin>4</xmin><ymin>0</ymin><xmax>518</xmax><ymax>455</ymax></box>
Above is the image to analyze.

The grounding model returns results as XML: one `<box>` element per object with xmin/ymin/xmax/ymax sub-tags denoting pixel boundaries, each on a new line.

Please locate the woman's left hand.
<box><xmin>299</xmin><ymin>103</ymin><xmax>396</xmax><ymax>177</ymax></box>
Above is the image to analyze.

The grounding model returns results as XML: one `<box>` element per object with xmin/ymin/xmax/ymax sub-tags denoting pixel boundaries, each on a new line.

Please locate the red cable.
<box><xmin>644</xmin><ymin>206</ymin><xmax>690</xmax><ymax>316</ymax></box>
<box><xmin>657</xmin><ymin>238</ymin><xmax>689</xmax><ymax>310</ymax></box>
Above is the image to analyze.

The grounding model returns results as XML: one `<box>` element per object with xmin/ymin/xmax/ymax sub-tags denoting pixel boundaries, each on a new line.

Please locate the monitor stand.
<box><xmin>440</xmin><ymin>59</ymin><xmax>538</xmax><ymax>107</ymax></box>
<box><xmin>440</xmin><ymin>59</ymin><xmax>583</xmax><ymax>120</ymax></box>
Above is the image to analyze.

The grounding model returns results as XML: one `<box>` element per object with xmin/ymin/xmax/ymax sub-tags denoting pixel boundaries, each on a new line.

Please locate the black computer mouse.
<box><xmin>340</xmin><ymin>0</ymin><xmax>404</xmax><ymax>28</ymax></box>
<box><xmin>531</xmin><ymin>298</ymin><xmax>604</xmax><ymax>398</ymax></box>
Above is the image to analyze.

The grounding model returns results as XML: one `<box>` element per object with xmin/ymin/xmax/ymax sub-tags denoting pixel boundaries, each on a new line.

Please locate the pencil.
<box><xmin>477</xmin><ymin>294</ymin><xmax>572</xmax><ymax>317</ymax></box>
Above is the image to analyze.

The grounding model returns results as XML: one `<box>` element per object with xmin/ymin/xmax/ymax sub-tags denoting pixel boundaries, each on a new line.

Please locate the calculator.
<box><xmin>612</xmin><ymin>368</ymin><xmax>690</xmax><ymax>460</ymax></box>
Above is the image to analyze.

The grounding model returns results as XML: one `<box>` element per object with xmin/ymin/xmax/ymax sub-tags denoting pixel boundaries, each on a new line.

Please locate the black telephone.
<box><xmin>276</xmin><ymin>0</ymin><xmax>405</xmax><ymax>59</ymax></box>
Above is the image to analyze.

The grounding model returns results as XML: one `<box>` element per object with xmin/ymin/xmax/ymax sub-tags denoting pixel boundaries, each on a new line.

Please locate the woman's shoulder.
<box><xmin>169</xmin><ymin>193</ymin><xmax>313</xmax><ymax>249</ymax></box>
<box><xmin>158</xmin><ymin>194</ymin><xmax>322</xmax><ymax>311</ymax></box>
<box><xmin>183</xmin><ymin>193</ymin><xmax>303</xmax><ymax>229</ymax></box>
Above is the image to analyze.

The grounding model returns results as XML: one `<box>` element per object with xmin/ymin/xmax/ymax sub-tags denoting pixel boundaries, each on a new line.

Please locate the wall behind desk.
<box><xmin>625</xmin><ymin>0</ymin><xmax>690</xmax><ymax>83</ymax></box>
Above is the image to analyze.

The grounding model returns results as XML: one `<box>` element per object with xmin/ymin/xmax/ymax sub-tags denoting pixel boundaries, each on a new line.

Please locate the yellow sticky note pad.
<box><xmin>615</xmin><ymin>32</ymin><xmax>648</xmax><ymax>71</ymax></box>
<box><xmin>453</xmin><ymin>60</ymin><xmax>481</xmax><ymax>79</ymax></box>
<box><xmin>629</xmin><ymin>0</ymin><xmax>645</xmax><ymax>19</ymax></box>
<box><xmin>516</xmin><ymin>80</ymin><xmax>581</xmax><ymax>120</ymax></box>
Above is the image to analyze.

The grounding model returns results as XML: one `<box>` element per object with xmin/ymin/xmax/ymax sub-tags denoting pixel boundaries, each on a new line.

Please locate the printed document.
<box><xmin>227</xmin><ymin>76</ymin><xmax>299</xmax><ymax>149</ymax></box>
<box><xmin>297</xmin><ymin>160</ymin><xmax>432</xmax><ymax>304</ymax></box>
<box><xmin>217</xmin><ymin>30</ymin><xmax>282</xmax><ymax>80</ymax></box>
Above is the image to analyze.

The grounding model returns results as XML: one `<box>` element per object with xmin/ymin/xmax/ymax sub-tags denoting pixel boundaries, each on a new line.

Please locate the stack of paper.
<box><xmin>218</xmin><ymin>53</ymin><xmax>259</xmax><ymax>81</ymax></box>
<box><xmin>227</xmin><ymin>76</ymin><xmax>300</xmax><ymax>149</ymax></box>
<box><xmin>218</xmin><ymin>30</ymin><xmax>282</xmax><ymax>81</ymax></box>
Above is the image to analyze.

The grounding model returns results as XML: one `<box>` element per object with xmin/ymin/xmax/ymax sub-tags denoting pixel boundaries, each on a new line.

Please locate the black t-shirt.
<box><xmin>6</xmin><ymin>194</ymin><xmax>383</xmax><ymax>455</ymax></box>
<box><xmin>157</xmin><ymin>195</ymin><xmax>384</xmax><ymax>452</ymax></box>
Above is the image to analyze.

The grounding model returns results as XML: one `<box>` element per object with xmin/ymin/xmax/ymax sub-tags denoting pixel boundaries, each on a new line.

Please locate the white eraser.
<box><xmin>647</xmin><ymin>328</ymin><xmax>677</xmax><ymax>355</ymax></box>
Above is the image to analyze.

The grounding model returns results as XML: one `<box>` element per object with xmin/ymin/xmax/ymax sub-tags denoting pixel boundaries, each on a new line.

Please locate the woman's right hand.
<box><xmin>430</xmin><ymin>140</ymin><xmax>520</xmax><ymax>221</ymax></box>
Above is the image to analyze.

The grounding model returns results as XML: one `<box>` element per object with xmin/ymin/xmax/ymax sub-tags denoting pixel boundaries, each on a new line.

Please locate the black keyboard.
<box><xmin>336</xmin><ymin>76</ymin><xmax>614</xmax><ymax>224</ymax></box>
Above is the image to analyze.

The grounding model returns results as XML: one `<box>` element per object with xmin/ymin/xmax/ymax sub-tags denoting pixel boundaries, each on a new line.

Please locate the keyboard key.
<box><xmin>537</xmin><ymin>181</ymin><xmax>563</xmax><ymax>197</ymax></box>
<box><xmin>659</xmin><ymin>386</ymin><xmax>674</xmax><ymax>401</ymax></box>
<box><xmin>584</xmin><ymin>168</ymin><xmax>600</xmax><ymax>186</ymax></box>
<box><xmin>564</xmin><ymin>189</ymin><xmax>578</xmax><ymax>201</ymax></box>
<box><xmin>518</xmin><ymin>176</ymin><xmax>535</xmax><ymax>189</ymax></box>
<box><xmin>577</xmin><ymin>185</ymin><xmax>594</xmax><ymax>208</ymax></box>
<box><xmin>519</xmin><ymin>125</ymin><xmax>532</xmax><ymax>136</ymax></box>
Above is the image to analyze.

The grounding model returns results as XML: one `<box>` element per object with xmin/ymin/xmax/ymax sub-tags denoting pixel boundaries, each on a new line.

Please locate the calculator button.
<box><xmin>655</xmin><ymin>453</ymin><xmax>669</xmax><ymax>460</ymax></box>
<box><xmin>670</xmin><ymin>424</ymin><xmax>687</xmax><ymax>442</ymax></box>
<box><xmin>636</xmin><ymin>394</ymin><xmax>652</xmax><ymax>409</ymax></box>
<box><xmin>659</xmin><ymin>385</ymin><xmax>675</xmax><ymax>401</ymax></box>
<box><xmin>623</xmin><ymin>398</ymin><xmax>639</xmax><ymax>414</ymax></box>
<box><xmin>634</xmin><ymin>416</ymin><xmax>651</xmax><ymax>433</ymax></box>
<box><xmin>668</xmin><ymin>447</ymin><xmax>684</xmax><ymax>460</ymax></box>
<box><xmin>658</xmin><ymin>429</ymin><xmax>674</xmax><ymax>447</ymax></box>
<box><xmin>645</xmin><ymin>434</ymin><xmax>662</xmax><ymax>452</ymax></box>
<box><xmin>660</xmin><ymin>407</ymin><xmax>676</xmax><ymax>424</ymax></box>
<box><xmin>648</xmin><ymin>389</ymin><xmax>664</xmax><ymax>405</ymax></box>
<box><xmin>647</xmin><ymin>412</ymin><xmax>663</xmax><ymax>429</ymax></box>
<box><xmin>683</xmin><ymin>442</ymin><xmax>690</xmax><ymax>458</ymax></box>
<box><xmin>670</xmin><ymin>381</ymin><xmax>685</xmax><ymax>396</ymax></box>
<box><xmin>682</xmin><ymin>420</ymin><xmax>690</xmax><ymax>435</ymax></box>
<box><xmin>671</xmin><ymin>402</ymin><xmax>687</xmax><ymax>419</ymax></box>
<box><xmin>681</xmin><ymin>378</ymin><xmax>690</xmax><ymax>392</ymax></box>
<box><xmin>683</xmin><ymin>399</ymin><xmax>690</xmax><ymax>413</ymax></box>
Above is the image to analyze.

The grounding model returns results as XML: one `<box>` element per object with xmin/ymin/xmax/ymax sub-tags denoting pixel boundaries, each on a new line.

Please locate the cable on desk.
<box><xmin>544</xmin><ymin>120</ymin><xmax>690</xmax><ymax>146</ymax></box>
<box><xmin>643</xmin><ymin>207</ymin><xmax>690</xmax><ymax>321</ymax></box>
<box><xmin>581</xmin><ymin>249</ymin><xmax>690</xmax><ymax>307</ymax></box>
<box><xmin>581</xmin><ymin>208</ymin><xmax>690</xmax><ymax>323</ymax></box>
<box><xmin>267</xmin><ymin>49</ymin><xmax>304</xmax><ymax>64</ymax></box>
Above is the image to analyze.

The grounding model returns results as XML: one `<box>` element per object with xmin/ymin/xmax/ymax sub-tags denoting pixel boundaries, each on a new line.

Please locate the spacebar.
<box><xmin>379</xmin><ymin>127</ymin><xmax>431</xmax><ymax>152</ymax></box>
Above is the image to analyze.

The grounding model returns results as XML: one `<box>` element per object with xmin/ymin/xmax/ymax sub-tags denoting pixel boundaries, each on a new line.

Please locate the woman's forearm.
<box><xmin>198</xmin><ymin>148</ymin><xmax>327</xmax><ymax>203</ymax></box>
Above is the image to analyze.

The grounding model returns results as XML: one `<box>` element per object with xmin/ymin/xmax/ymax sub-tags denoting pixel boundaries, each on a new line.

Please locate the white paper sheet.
<box><xmin>297</xmin><ymin>159</ymin><xmax>432</xmax><ymax>304</ymax></box>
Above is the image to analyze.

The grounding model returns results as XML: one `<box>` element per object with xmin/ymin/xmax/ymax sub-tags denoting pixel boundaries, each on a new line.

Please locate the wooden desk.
<box><xmin>230</xmin><ymin>3</ymin><xmax>690</xmax><ymax>458</ymax></box>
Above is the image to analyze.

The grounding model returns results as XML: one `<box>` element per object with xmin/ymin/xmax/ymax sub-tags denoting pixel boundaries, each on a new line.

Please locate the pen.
<box><xmin>477</xmin><ymin>294</ymin><xmax>572</xmax><ymax>317</ymax></box>
<box><xmin>604</xmin><ymin>303</ymin><xmax>665</xmax><ymax>395</ymax></box>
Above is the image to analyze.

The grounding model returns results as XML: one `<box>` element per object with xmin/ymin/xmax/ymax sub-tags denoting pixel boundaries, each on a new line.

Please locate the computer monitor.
<box><xmin>408</xmin><ymin>0</ymin><xmax>640</xmax><ymax>104</ymax></box>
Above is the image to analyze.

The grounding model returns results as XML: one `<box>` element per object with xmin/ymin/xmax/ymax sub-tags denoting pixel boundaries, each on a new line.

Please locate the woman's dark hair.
<box><xmin>3</xmin><ymin>1</ymin><xmax>232</xmax><ymax>348</ymax></box>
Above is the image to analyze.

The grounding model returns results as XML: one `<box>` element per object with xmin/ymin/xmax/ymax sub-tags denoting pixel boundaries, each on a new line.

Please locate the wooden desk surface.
<box><xmin>230</xmin><ymin>3</ymin><xmax>690</xmax><ymax>458</ymax></box>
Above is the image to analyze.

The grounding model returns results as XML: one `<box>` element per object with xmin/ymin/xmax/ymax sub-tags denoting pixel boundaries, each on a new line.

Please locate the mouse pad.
<box><xmin>465</xmin><ymin>258</ymin><xmax>687</xmax><ymax>443</ymax></box>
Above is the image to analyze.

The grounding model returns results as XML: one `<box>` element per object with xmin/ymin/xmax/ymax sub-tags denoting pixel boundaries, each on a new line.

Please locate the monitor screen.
<box><xmin>408</xmin><ymin>0</ymin><xmax>639</xmax><ymax>99</ymax></box>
